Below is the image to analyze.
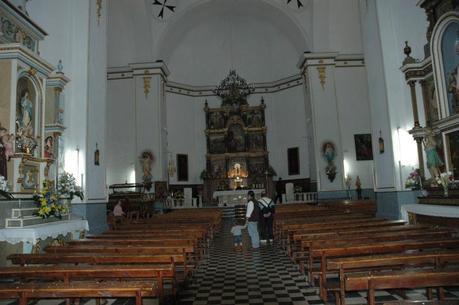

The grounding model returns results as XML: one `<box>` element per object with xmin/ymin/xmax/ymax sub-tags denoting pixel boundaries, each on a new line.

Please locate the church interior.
<box><xmin>0</xmin><ymin>0</ymin><xmax>459</xmax><ymax>304</ymax></box>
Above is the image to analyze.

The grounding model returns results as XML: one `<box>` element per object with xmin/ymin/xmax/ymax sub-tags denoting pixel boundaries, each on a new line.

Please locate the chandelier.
<box><xmin>214</xmin><ymin>70</ymin><xmax>254</xmax><ymax>105</ymax></box>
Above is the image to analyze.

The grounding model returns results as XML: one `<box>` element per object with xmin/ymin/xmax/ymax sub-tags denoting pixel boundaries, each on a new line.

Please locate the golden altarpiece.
<box><xmin>0</xmin><ymin>1</ymin><xmax>69</xmax><ymax>197</ymax></box>
<box><xmin>402</xmin><ymin>0</ymin><xmax>459</xmax><ymax>206</ymax></box>
<box><xmin>202</xmin><ymin>71</ymin><xmax>275</xmax><ymax>203</ymax></box>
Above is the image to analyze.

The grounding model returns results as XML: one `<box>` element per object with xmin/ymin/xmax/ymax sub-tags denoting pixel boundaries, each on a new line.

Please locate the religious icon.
<box><xmin>378</xmin><ymin>131</ymin><xmax>385</xmax><ymax>154</ymax></box>
<box><xmin>140</xmin><ymin>150</ymin><xmax>155</xmax><ymax>190</ymax></box>
<box><xmin>44</xmin><ymin>136</ymin><xmax>54</xmax><ymax>159</ymax></box>
<box><xmin>354</xmin><ymin>134</ymin><xmax>373</xmax><ymax>161</ymax></box>
<box><xmin>94</xmin><ymin>143</ymin><xmax>100</xmax><ymax>166</ymax></box>
<box><xmin>322</xmin><ymin>141</ymin><xmax>337</xmax><ymax>182</ymax></box>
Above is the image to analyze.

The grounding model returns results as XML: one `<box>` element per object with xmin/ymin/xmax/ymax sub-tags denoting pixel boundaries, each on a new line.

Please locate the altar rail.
<box><xmin>283</xmin><ymin>192</ymin><xmax>318</xmax><ymax>204</ymax></box>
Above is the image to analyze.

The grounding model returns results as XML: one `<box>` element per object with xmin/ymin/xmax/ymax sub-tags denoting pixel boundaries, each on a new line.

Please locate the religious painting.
<box><xmin>20</xmin><ymin>164</ymin><xmax>39</xmax><ymax>191</ymax></box>
<box><xmin>248</xmin><ymin>133</ymin><xmax>265</xmax><ymax>151</ymax></box>
<box><xmin>248</xmin><ymin>158</ymin><xmax>266</xmax><ymax>177</ymax></box>
<box><xmin>441</xmin><ymin>21</ymin><xmax>459</xmax><ymax>116</ymax></box>
<box><xmin>44</xmin><ymin>135</ymin><xmax>54</xmax><ymax>159</ymax></box>
<box><xmin>208</xmin><ymin>111</ymin><xmax>225</xmax><ymax>129</ymax></box>
<box><xmin>208</xmin><ymin>135</ymin><xmax>226</xmax><ymax>154</ymax></box>
<box><xmin>354</xmin><ymin>134</ymin><xmax>373</xmax><ymax>161</ymax></box>
<box><xmin>140</xmin><ymin>150</ymin><xmax>154</xmax><ymax>190</ymax></box>
<box><xmin>226</xmin><ymin>124</ymin><xmax>245</xmax><ymax>152</ymax></box>
<box><xmin>245</xmin><ymin>110</ymin><xmax>264</xmax><ymax>128</ymax></box>
<box><xmin>16</xmin><ymin>76</ymin><xmax>38</xmax><ymax>155</ymax></box>
<box><xmin>425</xmin><ymin>76</ymin><xmax>440</xmax><ymax>123</ymax></box>
<box><xmin>210</xmin><ymin>159</ymin><xmax>226</xmax><ymax>179</ymax></box>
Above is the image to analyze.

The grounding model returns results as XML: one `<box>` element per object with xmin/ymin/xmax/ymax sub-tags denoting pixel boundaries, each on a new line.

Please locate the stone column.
<box><xmin>132</xmin><ymin>62</ymin><xmax>169</xmax><ymax>187</ymax></box>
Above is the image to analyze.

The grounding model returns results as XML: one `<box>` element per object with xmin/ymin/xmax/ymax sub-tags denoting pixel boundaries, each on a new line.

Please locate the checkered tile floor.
<box><xmin>177</xmin><ymin>219</ymin><xmax>459</xmax><ymax>305</ymax></box>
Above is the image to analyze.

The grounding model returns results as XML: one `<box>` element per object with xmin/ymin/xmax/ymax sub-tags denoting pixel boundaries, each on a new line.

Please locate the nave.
<box><xmin>177</xmin><ymin>217</ymin><xmax>459</xmax><ymax>305</ymax></box>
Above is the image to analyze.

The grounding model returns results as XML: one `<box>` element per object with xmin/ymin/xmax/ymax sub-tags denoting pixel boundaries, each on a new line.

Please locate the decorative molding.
<box><xmin>143</xmin><ymin>70</ymin><xmax>151</xmax><ymax>98</ymax></box>
<box><xmin>96</xmin><ymin>0</ymin><xmax>102</xmax><ymax>25</ymax></box>
<box><xmin>317</xmin><ymin>66</ymin><xmax>326</xmax><ymax>89</ymax></box>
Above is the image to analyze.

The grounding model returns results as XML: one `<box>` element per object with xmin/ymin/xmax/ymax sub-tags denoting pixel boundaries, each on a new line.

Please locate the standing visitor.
<box><xmin>275</xmin><ymin>178</ymin><xmax>283</xmax><ymax>204</ymax></box>
<box><xmin>258</xmin><ymin>195</ymin><xmax>275</xmax><ymax>244</ymax></box>
<box><xmin>245</xmin><ymin>190</ymin><xmax>260</xmax><ymax>249</ymax></box>
<box><xmin>230</xmin><ymin>219</ymin><xmax>246</xmax><ymax>251</ymax></box>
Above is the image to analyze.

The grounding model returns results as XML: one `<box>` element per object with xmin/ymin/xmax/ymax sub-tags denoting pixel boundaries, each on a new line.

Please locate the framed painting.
<box><xmin>354</xmin><ymin>134</ymin><xmax>373</xmax><ymax>161</ymax></box>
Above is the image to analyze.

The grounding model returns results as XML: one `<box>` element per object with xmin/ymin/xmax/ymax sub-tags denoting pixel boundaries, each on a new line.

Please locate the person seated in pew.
<box><xmin>230</xmin><ymin>219</ymin><xmax>247</xmax><ymax>251</ymax></box>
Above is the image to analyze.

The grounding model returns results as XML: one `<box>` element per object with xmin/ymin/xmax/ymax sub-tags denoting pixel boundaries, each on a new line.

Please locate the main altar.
<box><xmin>202</xmin><ymin>71</ymin><xmax>275</xmax><ymax>203</ymax></box>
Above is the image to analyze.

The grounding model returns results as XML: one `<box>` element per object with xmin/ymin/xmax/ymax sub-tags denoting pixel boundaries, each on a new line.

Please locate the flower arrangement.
<box><xmin>0</xmin><ymin>175</ymin><xmax>8</xmax><ymax>192</ymax></box>
<box><xmin>33</xmin><ymin>187</ymin><xmax>68</xmax><ymax>218</ymax></box>
<box><xmin>405</xmin><ymin>169</ymin><xmax>422</xmax><ymax>190</ymax></box>
<box><xmin>57</xmin><ymin>172</ymin><xmax>83</xmax><ymax>200</ymax></box>
<box><xmin>436</xmin><ymin>172</ymin><xmax>454</xmax><ymax>197</ymax></box>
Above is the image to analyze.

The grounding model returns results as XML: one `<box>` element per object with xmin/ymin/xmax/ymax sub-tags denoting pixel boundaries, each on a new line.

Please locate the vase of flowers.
<box><xmin>33</xmin><ymin>187</ymin><xmax>68</xmax><ymax>219</ymax></box>
<box><xmin>436</xmin><ymin>172</ymin><xmax>453</xmax><ymax>197</ymax></box>
<box><xmin>405</xmin><ymin>169</ymin><xmax>422</xmax><ymax>190</ymax></box>
<box><xmin>57</xmin><ymin>172</ymin><xmax>84</xmax><ymax>215</ymax></box>
<box><xmin>0</xmin><ymin>175</ymin><xmax>13</xmax><ymax>199</ymax></box>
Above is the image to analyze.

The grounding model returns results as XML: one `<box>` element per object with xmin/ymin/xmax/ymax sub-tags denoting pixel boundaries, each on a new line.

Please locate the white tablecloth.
<box><xmin>401</xmin><ymin>204</ymin><xmax>459</xmax><ymax>221</ymax></box>
<box><xmin>0</xmin><ymin>219</ymin><xmax>89</xmax><ymax>245</ymax></box>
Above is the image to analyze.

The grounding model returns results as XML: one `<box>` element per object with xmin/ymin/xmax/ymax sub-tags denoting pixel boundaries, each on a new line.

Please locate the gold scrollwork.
<box><xmin>96</xmin><ymin>0</ymin><xmax>103</xmax><ymax>25</ymax></box>
<box><xmin>317</xmin><ymin>66</ymin><xmax>326</xmax><ymax>89</ymax></box>
<box><xmin>143</xmin><ymin>70</ymin><xmax>152</xmax><ymax>98</ymax></box>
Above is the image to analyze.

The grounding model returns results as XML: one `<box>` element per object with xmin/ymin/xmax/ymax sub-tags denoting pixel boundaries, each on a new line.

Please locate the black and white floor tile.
<box><xmin>1</xmin><ymin>219</ymin><xmax>459</xmax><ymax>305</ymax></box>
<box><xmin>177</xmin><ymin>219</ymin><xmax>459</xmax><ymax>305</ymax></box>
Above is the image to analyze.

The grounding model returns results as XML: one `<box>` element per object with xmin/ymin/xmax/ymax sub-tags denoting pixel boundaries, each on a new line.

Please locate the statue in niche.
<box><xmin>20</xmin><ymin>90</ymin><xmax>33</xmax><ymax>129</ymax></box>
<box><xmin>16</xmin><ymin>78</ymin><xmax>38</xmax><ymax>155</ymax></box>
<box><xmin>140</xmin><ymin>150</ymin><xmax>155</xmax><ymax>191</ymax></box>
<box><xmin>423</xmin><ymin>129</ymin><xmax>444</xmax><ymax>180</ymax></box>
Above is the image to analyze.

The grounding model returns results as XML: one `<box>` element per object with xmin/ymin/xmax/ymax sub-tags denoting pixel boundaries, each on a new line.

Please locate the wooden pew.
<box><xmin>310</xmin><ymin>238</ymin><xmax>459</xmax><ymax>301</ymax></box>
<box><xmin>327</xmin><ymin>251</ymin><xmax>459</xmax><ymax>305</ymax></box>
<box><xmin>345</xmin><ymin>269</ymin><xmax>459</xmax><ymax>305</ymax></box>
<box><xmin>0</xmin><ymin>280</ymin><xmax>157</xmax><ymax>305</ymax></box>
<box><xmin>0</xmin><ymin>264</ymin><xmax>174</xmax><ymax>297</ymax></box>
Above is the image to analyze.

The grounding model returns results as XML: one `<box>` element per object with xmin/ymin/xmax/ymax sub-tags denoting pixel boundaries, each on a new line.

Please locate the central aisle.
<box><xmin>177</xmin><ymin>220</ymin><xmax>322</xmax><ymax>305</ymax></box>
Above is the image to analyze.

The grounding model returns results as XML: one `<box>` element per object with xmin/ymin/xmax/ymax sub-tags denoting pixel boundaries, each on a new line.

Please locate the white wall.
<box><xmin>360</xmin><ymin>0</ymin><xmax>428</xmax><ymax>191</ymax></box>
<box><xmin>106</xmin><ymin>78</ymin><xmax>136</xmax><ymax>185</ymax></box>
<box><xmin>335</xmin><ymin>65</ymin><xmax>373</xmax><ymax>189</ymax></box>
<box><xmin>27</xmin><ymin>0</ymin><xmax>90</xmax><ymax>190</ymax></box>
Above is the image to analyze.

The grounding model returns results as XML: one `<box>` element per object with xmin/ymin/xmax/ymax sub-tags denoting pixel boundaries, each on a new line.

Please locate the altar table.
<box><xmin>213</xmin><ymin>189</ymin><xmax>264</xmax><ymax>207</ymax></box>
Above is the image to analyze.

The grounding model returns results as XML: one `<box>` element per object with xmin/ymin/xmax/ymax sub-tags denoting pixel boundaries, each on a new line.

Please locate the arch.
<box><xmin>431</xmin><ymin>11</ymin><xmax>459</xmax><ymax>118</ymax></box>
<box><xmin>155</xmin><ymin>0</ymin><xmax>310</xmax><ymax>62</ymax></box>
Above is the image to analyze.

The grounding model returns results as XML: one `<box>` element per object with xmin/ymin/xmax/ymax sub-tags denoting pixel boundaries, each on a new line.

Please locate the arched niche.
<box><xmin>431</xmin><ymin>12</ymin><xmax>459</xmax><ymax>119</ymax></box>
<box><xmin>15</xmin><ymin>72</ymin><xmax>42</xmax><ymax>156</ymax></box>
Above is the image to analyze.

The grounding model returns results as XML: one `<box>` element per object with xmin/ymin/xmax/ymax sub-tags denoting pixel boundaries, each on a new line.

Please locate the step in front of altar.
<box><xmin>1</xmin><ymin>200</ymin><xmax>69</xmax><ymax>228</ymax></box>
<box><xmin>5</xmin><ymin>214</ymin><xmax>70</xmax><ymax>228</ymax></box>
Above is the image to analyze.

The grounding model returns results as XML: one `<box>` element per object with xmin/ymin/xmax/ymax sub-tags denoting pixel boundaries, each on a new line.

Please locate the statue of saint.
<box><xmin>423</xmin><ymin>129</ymin><xmax>443</xmax><ymax>179</ymax></box>
<box><xmin>20</xmin><ymin>90</ymin><xmax>33</xmax><ymax>129</ymax></box>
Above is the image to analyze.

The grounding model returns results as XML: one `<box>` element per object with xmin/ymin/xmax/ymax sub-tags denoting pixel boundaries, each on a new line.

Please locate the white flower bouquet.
<box><xmin>57</xmin><ymin>172</ymin><xmax>84</xmax><ymax>200</ymax></box>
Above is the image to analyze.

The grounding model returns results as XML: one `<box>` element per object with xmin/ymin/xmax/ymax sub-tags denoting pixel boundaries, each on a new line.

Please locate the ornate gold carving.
<box><xmin>28</xmin><ymin>68</ymin><xmax>37</xmax><ymax>76</ymax></box>
<box><xmin>143</xmin><ymin>70</ymin><xmax>152</xmax><ymax>98</ymax></box>
<box><xmin>96</xmin><ymin>0</ymin><xmax>103</xmax><ymax>25</ymax></box>
<box><xmin>79</xmin><ymin>230</ymin><xmax>86</xmax><ymax>240</ymax></box>
<box><xmin>51</xmin><ymin>235</ymin><xmax>66</xmax><ymax>247</ymax></box>
<box><xmin>408</xmin><ymin>212</ymin><xmax>417</xmax><ymax>225</ymax></box>
<box><xmin>317</xmin><ymin>66</ymin><xmax>326</xmax><ymax>89</ymax></box>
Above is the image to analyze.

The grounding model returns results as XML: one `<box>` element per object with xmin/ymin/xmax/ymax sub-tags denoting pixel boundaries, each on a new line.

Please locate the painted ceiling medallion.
<box><xmin>152</xmin><ymin>0</ymin><xmax>176</xmax><ymax>20</ymax></box>
<box><xmin>287</xmin><ymin>0</ymin><xmax>303</xmax><ymax>9</ymax></box>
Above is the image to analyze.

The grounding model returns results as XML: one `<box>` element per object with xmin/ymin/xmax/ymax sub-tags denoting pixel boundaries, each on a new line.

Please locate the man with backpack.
<box><xmin>245</xmin><ymin>190</ymin><xmax>260</xmax><ymax>249</ymax></box>
<box><xmin>258</xmin><ymin>195</ymin><xmax>275</xmax><ymax>244</ymax></box>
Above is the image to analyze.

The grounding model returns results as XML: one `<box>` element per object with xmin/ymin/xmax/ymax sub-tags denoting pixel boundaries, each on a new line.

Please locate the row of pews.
<box><xmin>0</xmin><ymin>208</ymin><xmax>222</xmax><ymax>305</ymax></box>
<box><xmin>275</xmin><ymin>201</ymin><xmax>459</xmax><ymax>305</ymax></box>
